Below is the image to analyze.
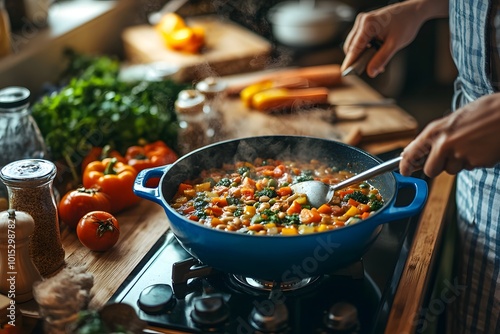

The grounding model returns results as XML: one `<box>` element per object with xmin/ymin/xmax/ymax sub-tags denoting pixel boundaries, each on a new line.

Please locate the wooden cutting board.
<box><xmin>122</xmin><ymin>15</ymin><xmax>272</xmax><ymax>82</ymax></box>
<box><xmin>219</xmin><ymin>73</ymin><xmax>419</xmax><ymax>144</ymax></box>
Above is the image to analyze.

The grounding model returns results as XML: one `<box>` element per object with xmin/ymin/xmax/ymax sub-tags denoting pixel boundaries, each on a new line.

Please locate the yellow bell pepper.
<box><xmin>156</xmin><ymin>13</ymin><xmax>205</xmax><ymax>53</ymax></box>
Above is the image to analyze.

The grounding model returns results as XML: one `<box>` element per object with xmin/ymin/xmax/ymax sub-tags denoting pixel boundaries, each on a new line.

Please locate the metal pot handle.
<box><xmin>133</xmin><ymin>165</ymin><xmax>172</xmax><ymax>204</ymax></box>
<box><xmin>374</xmin><ymin>173</ymin><xmax>428</xmax><ymax>223</ymax></box>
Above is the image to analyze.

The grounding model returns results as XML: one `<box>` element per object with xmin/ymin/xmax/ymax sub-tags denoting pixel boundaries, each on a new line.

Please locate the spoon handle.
<box><xmin>332</xmin><ymin>156</ymin><xmax>403</xmax><ymax>191</ymax></box>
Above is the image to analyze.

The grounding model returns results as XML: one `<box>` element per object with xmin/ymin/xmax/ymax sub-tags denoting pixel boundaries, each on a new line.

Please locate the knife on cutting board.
<box><xmin>224</xmin><ymin>64</ymin><xmax>343</xmax><ymax>96</ymax></box>
<box><xmin>342</xmin><ymin>39</ymin><xmax>383</xmax><ymax>77</ymax></box>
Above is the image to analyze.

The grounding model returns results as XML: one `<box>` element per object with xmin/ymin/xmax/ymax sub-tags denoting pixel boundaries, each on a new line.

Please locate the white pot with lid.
<box><xmin>268</xmin><ymin>0</ymin><xmax>354</xmax><ymax>47</ymax></box>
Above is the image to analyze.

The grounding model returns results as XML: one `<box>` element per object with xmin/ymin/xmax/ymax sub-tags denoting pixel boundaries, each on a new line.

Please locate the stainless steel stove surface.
<box><xmin>111</xmin><ymin>150</ymin><xmax>425</xmax><ymax>334</ymax></box>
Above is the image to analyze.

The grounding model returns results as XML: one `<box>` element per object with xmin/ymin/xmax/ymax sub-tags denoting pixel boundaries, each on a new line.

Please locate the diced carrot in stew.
<box><xmin>188</xmin><ymin>214</ymin><xmax>199</xmax><ymax>221</ymax></box>
<box><xmin>276</xmin><ymin>186</ymin><xmax>292</xmax><ymax>197</ymax></box>
<box><xmin>286</xmin><ymin>200</ymin><xmax>302</xmax><ymax>215</ymax></box>
<box><xmin>242</xmin><ymin>177</ymin><xmax>256</xmax><ymax>188</ymax></box>
<box><xmin>317</xmin><ymin>204</ymin><xmax>332</xmax><ymax>214</ymax></box>
<box><xmin>182</xmin><ymin>205</ymin><xmax>195</xmax><ymax>214</ymax></box>
<box><xmin>299</xmin><ymin>208</ymin><xmax>322</xmax><ymax>224</ymax></box>
<box><xmin>178</xmin><ymin>183</ymin><xmax>193</xmax><ymax>192</ymax></box>
<box><xmin>248</xmin><ymin>224</ymin><xmax>265</xmax><ymax>231</ymax></box>
<box><xmin>273</xmin><ymin>165</ymin><xmax>286</xmax><ymax>177</ymax></box>
<box><xmin>241</xmin><ymin>187</ymin><xmax>255</xmax><ymax>200</ymax></box>
<box><xmin>262</xmin><ymin>170</ymin><xmax>275</xmax><ymax>177</ymax></box>
<box><xmin>361</xmin><ymin>212</ymin><xmax>371</xmax><ymax>219</ymax></box>
<box><xmin>206</xmin><ymin>206</ymin><xmax>223</xmax><ymax>217</ymax></box>
<box><xmin>348</xmin><ymin>198</ymin><xmax>361</xmax><ymax>207</ymax></box>
<box><xmin>210</xmin><ymin>217</ymin><xmax>223</xmax><ymax>227</ymax></box>
<box><xmin>211</xmin><ymin>197</ymin><xmax>228</xmax><ymax>207</ymax></box>
<box><xmin>338</xmin><ymin>189</ymin><xmax>355</xmax><ymax>199</ymax></box>
<box><xmin>358</xmin><ymin>204</ymin><xmax>371</xmax><ymax>213</ymax></box>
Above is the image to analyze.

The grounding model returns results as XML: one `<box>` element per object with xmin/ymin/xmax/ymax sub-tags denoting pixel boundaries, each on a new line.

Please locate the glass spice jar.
<box><xmin>195</xmin><ymin>77</ymin><xmax>227</xmax><ymax>142</ymax></box>
<box><xmin>0</xmin><ymin>159</ymin><xmax>65</xmax><ymax>278</ymax></box>
<box><xmin>175</xmin><ymin>89</ymin><xmax>215</xmax><ymax>156</ymax></box>
<box><xmin>0</xmin><ymin>86</ymin><xmax>48</xmax><ymax>209</ymax></box>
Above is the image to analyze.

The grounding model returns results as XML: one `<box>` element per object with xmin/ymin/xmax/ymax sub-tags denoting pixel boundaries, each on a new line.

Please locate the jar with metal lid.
<box><xmin>175</xmin><ymin>89</ymin><xmax>216</xmax><ymax>156</ymax></box>
<box><xmin>0</xmin><ymin>159</ymin><xmax>65</xmax><ymax>278</ymax></box>
<box><xmin>195</xmin><ymin>77</ymin><xmax>227</xmax><ymax>142</ymax></box>
<box><xmin>0</xmin><ymin>209</ymin><xmax>42</xmax><ymax>303</ymax></box>
<box><xmin>0</xmin><ymin>86</ymin><xmax>48</xmax><ymax>207</ymax></box>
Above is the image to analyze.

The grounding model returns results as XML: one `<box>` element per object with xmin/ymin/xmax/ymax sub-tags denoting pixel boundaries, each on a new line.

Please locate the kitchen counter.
<box><xmin>19</xmin><ymin>72</ymin><xmax>454</xmax><ymax>334</ymax></box>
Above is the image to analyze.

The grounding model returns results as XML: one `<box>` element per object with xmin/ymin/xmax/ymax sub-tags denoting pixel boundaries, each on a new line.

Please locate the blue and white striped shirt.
<box><xmin>449</xmin><ymin>1</ymin><xmax>500</xmax><ymax>332</ymax></box>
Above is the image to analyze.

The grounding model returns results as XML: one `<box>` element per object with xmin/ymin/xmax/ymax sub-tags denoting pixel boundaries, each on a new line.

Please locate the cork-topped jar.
<box><xmin>0</xmin><ymin>159</ymin><xmax>65</xmax><ymax>277</ymax></box>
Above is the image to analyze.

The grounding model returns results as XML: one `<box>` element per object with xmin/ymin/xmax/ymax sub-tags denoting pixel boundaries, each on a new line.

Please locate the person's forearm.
<box><xmin>414</xmin><ymin>0</ymin><xmax>449</xmax><ymax>22</ymax></box>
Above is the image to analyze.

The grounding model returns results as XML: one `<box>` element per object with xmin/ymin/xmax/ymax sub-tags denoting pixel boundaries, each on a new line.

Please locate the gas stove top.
<box><xmin>111</xmin><ymin>150</ymin><xmax>424</xmax><ymax>334</ymax></box>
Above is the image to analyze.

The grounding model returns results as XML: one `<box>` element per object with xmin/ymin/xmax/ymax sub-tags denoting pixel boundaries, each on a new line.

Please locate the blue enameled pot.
<box><xmin>133</xmin><ymin>136</ymin><xmax>428</xmax><ymax>281</ymax></box>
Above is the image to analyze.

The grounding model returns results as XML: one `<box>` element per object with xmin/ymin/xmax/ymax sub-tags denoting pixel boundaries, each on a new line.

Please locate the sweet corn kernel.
<box><xmin>298</xmin><ymin>225</ymin><xmax>315</xmax><ymax>234</ymax></box>
<box><xmin>281</xmin><ymin>226</ymin><xmax>298</xmax><ymax>235</ymax></box>
<box><xmin>317</xmin><ymin>224</ymin><xmax>328</xmax><ymax>233</ymax></box>
<box><xmin>244</xmin><ymin>205</ymin><xmax>256</xmax><ymax>216</ymax></box>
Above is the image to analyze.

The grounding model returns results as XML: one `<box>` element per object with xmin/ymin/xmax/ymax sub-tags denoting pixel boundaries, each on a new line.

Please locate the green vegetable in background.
<box><xmin>31</xmin><ymin>51</ymin><xmax>187</xmax><ymax>174</ymax></box>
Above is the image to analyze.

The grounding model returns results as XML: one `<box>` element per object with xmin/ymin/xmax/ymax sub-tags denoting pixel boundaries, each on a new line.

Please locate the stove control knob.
<box><xmin>138</xmin><ymin>284</ymin><xmax>176</xmax><ymax>314</ymax></box>
<box><xmin>249</xmin><ymin>300</ymin><xmax>289</xmax><ymax>333</ymax></box>
<box><xmin>324</xmin><ymin>302</ymin><xmax>360</xmax><ymax>332</ymax></box>
<box><xmin>191</xmin><ymin>295</ymin><xmax>230</xmax><ymax>326</ymax></box>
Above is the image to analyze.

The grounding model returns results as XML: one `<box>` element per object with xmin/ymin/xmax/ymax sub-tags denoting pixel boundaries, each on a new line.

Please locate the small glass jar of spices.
<box><xmin>0</xmin><ymin>159</ymin><xmax>65</xmax><ymax>278</ymax></box>
<box><xmin>175</xmin><ymin>89</ymin><xmax>215</xmax><ymax>156</ymax></box>
<box><xmin>195</xmin><ymin>77</ymin><xmax>227</xmax><ymax>142</ymax></box>
<box><xmin>0</xmin><ymin>86</ymin><xmax>48</xmax><ymax>210</ymax></box>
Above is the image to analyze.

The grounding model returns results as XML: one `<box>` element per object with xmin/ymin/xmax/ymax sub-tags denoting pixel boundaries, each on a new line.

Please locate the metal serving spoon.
<box><xmin>290</xmin><ymin>156</ymin><xmax>402</xmax><ymax>208</ymax></box>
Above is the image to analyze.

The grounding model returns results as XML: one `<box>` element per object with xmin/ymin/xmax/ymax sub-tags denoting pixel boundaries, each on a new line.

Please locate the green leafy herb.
<box><xmin>344</xmin><ymin>191</ymin><xmax>369</xmax><ymax>204</ymax></box>
<box><xmin>237</xmin><ymin>166</ymin><xmax>250</xmax><ymax>175</ymax></box>
<box><xmin>368</xmin><ymin>199</ymin><xmax>384</xmax><ymax>211</ymax></box>
<box><xmin>31</xmin><ymin>51</ymin><xmax>188</xmax><ymax>167</ymax></box>
<box><xmin>216</xmin><ymin>178</ymin><xmax>232</xmax><ymax>187</ymax></box>
<box><xmin>256</xmin><ymin>188</ymin><xmax>277</xmax><ymax>199</ymax></box>
<box><xmin>284</xmin><ymin>213</ymin><xmax>300</xmax><ymax>225</ymax></box>
<box><xmin>296</xmin><ymin>170</ymin><xmax>314</xmax><ymax>183</ymax></box>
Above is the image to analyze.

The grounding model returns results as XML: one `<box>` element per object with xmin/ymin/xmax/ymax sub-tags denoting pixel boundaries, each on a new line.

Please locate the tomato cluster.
<box><xmin>58</xmin><ymin>140</ymin><xmax>178</xmax><ymax>251</ymax></box>
<box><xmin>58</xmin><ymin>188</ymin><xmax>119</xmax><ymax>252</ymax></box>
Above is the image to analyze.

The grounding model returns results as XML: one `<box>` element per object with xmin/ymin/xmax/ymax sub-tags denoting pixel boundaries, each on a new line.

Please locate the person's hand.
<box><xmin>400</xmin><ymin>93</ymin><xmax>500</xmax><ymax>177</ymax></box>
<box><xmin>341</xmin><ymin>1</ymin><xmax>447</xmax><ymax>78</ymax></box>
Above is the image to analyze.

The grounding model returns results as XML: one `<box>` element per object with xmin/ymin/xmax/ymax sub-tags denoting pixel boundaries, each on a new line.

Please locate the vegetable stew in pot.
<box><xmin>170</xmin><ymin>158</ymin><xmax>384</xmax><ymax>235</ymax></box>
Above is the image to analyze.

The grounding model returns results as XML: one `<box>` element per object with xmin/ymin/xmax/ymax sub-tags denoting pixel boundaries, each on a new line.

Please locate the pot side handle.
<box><xmin>133</xmin><ymin>165</ymin><xmax>172</xmax><ymax>205</ymax></box>
<box><xmin>375</xmin><ymin>173</ymin><xmax>428</xmax><ymax>223</ymax></box>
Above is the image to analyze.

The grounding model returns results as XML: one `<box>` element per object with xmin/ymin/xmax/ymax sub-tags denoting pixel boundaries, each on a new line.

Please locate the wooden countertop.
<box><xmin>19</xmin><ymin>69</ymin><xmax>452</xmax><ymax>334</ymax></box>
<box><xmin>385</xmin><ymin>172</ymin><xmax>455</xmax><ymax>333</ymax></box>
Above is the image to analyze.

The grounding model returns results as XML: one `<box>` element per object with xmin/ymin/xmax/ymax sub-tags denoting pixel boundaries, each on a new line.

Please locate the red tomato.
<box><xmin>58</xmin><ymin>187</ymin><xmax>112</xmax><ymax>229</ymax></box>
<box><xmin>76</xmin><ymin>211</ymin><xmax>120</xmax><ymax>252</ymax></box>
